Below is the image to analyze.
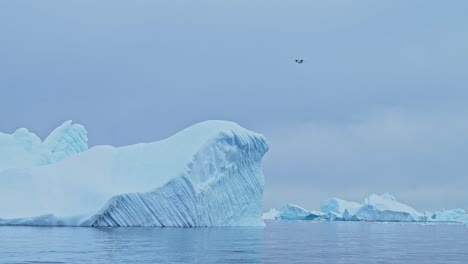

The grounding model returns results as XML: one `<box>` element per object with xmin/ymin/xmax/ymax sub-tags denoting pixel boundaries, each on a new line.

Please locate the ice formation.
<box><xmin>320</xmin><ymin>198</ymin><xmax>361</xmax><ymax>217</ymax></box>
<box><xmin>262</xmin><ymin>208</ymin><xmax>279</xmax><ymax>220</ymax></box>
<box><xmin>0</xmin><ymin>120</ymin><xmax>87</xmax><ymax>171</ymax></box>
<box><xmin>43</xmin><ymin>120</ymin><xmax>88</xmax><ymax>163</ymax></box>
<box><xmin>430</xmin><ymin>209</ymin><xmax>468</xmax><ymax>223</ymax></box>
<box><xmin>273</xmin><ymin>193</ymin><xmax>468</xmax><ymax>224</ymax></box>
<box><xmin>352</xmin><ymin>193</ymin><xmax>425</xmax><ymax>222</ymax></box>
<box><xmin>275</xmin><ymin>204</ymin><xmax>323</xmax><ymax>220</ymax></box>
<box><xmin>0</xmin><ymin>120</ymin><xmax>268</xmax><ymax>227</ymax></box>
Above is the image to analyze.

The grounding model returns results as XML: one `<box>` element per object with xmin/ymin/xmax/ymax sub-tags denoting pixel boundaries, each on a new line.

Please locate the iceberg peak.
<box><xmin>11</xmin><ymin>128</ymin><xmax>43</xmax><ymax>151</ymax></box>
<box><xmin>43</xmin><ymin>120</ymin><xmax>88</xmax><ymax>162</ymax></box>
<box><xmin>381</xmin><ymin>192</ymin><xmax>396</xmax><ymax>201</ymax></box>
<box><xmin>0</xmin><ymin>121</ymin><xmax>88</xmax><ymax>172</ymax></box>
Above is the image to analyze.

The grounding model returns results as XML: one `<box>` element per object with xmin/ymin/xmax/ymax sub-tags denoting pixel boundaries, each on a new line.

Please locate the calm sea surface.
<box><xmin>1</xmin><ymin>221</ymin><xmax>467</xmax><ymax>264</ymax></box>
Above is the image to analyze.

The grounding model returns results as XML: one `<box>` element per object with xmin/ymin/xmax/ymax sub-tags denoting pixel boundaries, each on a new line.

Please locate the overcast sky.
<box><xmin>1</xmin><ymin>1</ymin><xmax>468</xmax><ymax>211</ymax></box>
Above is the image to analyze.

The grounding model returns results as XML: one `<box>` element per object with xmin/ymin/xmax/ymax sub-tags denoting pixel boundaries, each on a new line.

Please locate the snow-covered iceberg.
<box><xmin>320</xmin><ymin>198</ymin><xmax>361</xmax><ymax>220</ymax></box>
<box><xmin>318</xmin><ymin>193</ymin><xmax>426</xmax><ymax>222</ymax></box>
<box><xmin>275</xmin><ymin>204</ymin><xmax>323</xmax><ymax>220</ymax></box>
<box><xmin>262</xmin><ymin>208</ymin><xmax>279</xmax><ymax>220</ymax></box>
<box><xmin>0</xmin><ymin>120</ymin><xmax>269</xmax><ymax>227</ymax></box>
<box><xmin>274</xmin><ymin>193</ymin><xmax>468</xmax><ymax>224</ymax></box>
<box><xmin>352</xmin><ymin>193</ymin><xmax>425</xmax><ymax>222</ymax></box>
<box><xmin>0</xmin><ymin>120</ymin><xmax>87</xmax><ymax>171</ymax></box>
<box><xmin>430</xmin><ymin>209</ymin><xmax>468</xmax><ymax>223</ymax></box>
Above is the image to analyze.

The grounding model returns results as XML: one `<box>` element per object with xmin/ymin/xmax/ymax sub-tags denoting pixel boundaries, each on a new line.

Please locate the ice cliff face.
<box><xmin>0</xmin><ymin>121</ymin><xmax>88</xmax><ymax>171</ymax></box>
<box><xmin>0</xmin><ymin>120</ymin><xmax>268</xmax><ymax>227</ymax></box>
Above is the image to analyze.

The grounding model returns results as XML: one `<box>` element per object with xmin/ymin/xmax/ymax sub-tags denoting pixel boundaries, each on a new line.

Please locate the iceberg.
<box><xmin>430</xmin><ymin>209</ymin><xmax>468</xmax><ymax>223</ymax></box>
<box><xmin>322</xmin><ymin>211</ymin><xmax>343</xmax><ymax>221</ymax></box>
<box><xmin>0</xmin><ymin>120</ymin><xmax>268</xmax><ymax>227</ymax></box>
<box><xmin>320</xmin><ymin>198</ymin><xmax>361</xmax><ymax>219</ymax></box>
<box><xmin>262</xmin><ymin>208</ymin><xmax>279</xmax><ymax>220</ymax></box>
<box><xmin>42</xmin><ymin>120</ymin><xmax>88</xmax><ymax>163</ymax></box>
<box><xmin>352</xmin><ymin>193</ymin><xmax>425</xmax><ymax>222</ymax></box>
<box><xmin>352</xmin><ymin>205</ymin><xmax>416</xmax><ymax>222</ymax></box>
<box><xmin>275</xmin><ymin>204</ymin><xmax>323</xmax><ymax>220</ymax></box>
<box><xmin>0</xmin><ymin>120</ymin><xmax>87</xmax><ymax>171</ymax></box>
<box><xmin>276</xmin><ymin>193</ymin><xmax>467</xmax><ymax>225</ymax></box>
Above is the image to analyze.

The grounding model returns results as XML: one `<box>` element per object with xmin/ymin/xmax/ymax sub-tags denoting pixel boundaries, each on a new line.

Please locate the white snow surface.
<box><xmin>0</xmin><ymin>120</ymin><xmax>269</xmax><ymax>227</ymax></box>
<box><xmin>0</xmin><ymin>120</ymin><xmax>87</xmax><ymax>171</ymax></box>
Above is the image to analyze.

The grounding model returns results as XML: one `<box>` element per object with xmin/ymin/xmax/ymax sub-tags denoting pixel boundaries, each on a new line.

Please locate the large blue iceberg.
<box><xmin>0</xmin><ymin>120</ymin><xmax>269</xmax><ymax>227</ymax></box>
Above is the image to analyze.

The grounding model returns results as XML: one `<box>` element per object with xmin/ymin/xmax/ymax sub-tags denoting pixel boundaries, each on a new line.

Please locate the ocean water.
<box><xmin>1</xmin><ymin>221</ymin><xmax>467</xmax><ymax>264</ymax></box>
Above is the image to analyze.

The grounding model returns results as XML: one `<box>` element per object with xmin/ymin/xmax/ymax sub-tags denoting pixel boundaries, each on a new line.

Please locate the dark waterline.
<box><xmin>1</xmin><ymin>221</ymin><xmax>467</xmax><ymax>263</ymax></box>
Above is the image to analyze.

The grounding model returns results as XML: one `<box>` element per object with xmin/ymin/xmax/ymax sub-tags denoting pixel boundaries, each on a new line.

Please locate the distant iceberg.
<box><xmin>275</xmin><ymin>204</ymin><xmax>323</xmax><ymax>220</ymax></box>
<box><xmin>273</xmin><ymin>193</ymin><xmax>468</xmax><ymax>225</ymax></box>
<box><xmin>262</xmin><ymin>208</ymin><xmax>279</xmax><ymax>220</ymax></box>
<box><xmin>321</xmin><ymin>198</ymin><xmax>361</xmax><ymax>219</ymax></box>
<box><xmin>430</xmin><ymin>209</ymin><xmax>468</xmax><ymax>223</ymax></box>
<box><xmin>352</xmin><ymin>193</ymin><xmax>425</xmax><ymax>222</ymax></box>
<box><xmin>0</xmin><ymin>120</ymin><xmax>269</xmax><ymax>227</ymax></box>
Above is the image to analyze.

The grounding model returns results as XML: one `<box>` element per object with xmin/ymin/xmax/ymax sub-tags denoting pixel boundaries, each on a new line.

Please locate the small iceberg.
<box><xmin>275</xmin><ymin>204</ymin><xmax>323</xmax><ymax>220</ymax></box>
<box><xmin>320</xmin><ymin>198</ymin><xmax>361</xmax><ymax>220</ymax></box>
<box><xmin>352</xmin><ymin>193</ymin><xmax>425</xmax><ymax>222</ymax></box>
<box><xmin>262</xmin><ymin>208</ymin><xmax>279</xmax><ymax>220</ymax></box>
<box><xmin>430</xmin><ymin>209</ymin><xmax>468</xmax><ymax>223</ymax></box>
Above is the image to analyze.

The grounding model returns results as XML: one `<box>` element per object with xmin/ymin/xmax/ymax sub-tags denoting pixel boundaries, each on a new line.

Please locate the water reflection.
<box><xmin>0</xmin><ymin>226</ymin><xmax>264</xmax><ymax>263</ymax></box>
<box><xmin>93</xmin><ymin>227</ymin><xmax>264</xmax><ymax>263</ymax></box>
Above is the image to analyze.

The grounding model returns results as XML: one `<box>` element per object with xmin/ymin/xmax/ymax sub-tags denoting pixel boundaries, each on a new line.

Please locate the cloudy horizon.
<box><xmin>1</xmin><ymin>0</ymin><xmax>467</xmax><ymax>212</ymax></box>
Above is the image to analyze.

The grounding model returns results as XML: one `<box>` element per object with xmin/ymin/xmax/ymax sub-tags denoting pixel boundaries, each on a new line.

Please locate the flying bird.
<box><xmin>295</xmin><ymin>59</ymin><xmax>304</xmax><ymax>64</ymax></box>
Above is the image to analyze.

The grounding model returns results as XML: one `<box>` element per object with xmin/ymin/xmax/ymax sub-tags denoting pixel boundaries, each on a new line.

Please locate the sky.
<box><xmin>1</xmin><ymin>0</ymin><xmax>468</xmax><ymax>212</ymax></box>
